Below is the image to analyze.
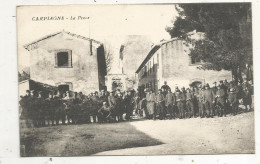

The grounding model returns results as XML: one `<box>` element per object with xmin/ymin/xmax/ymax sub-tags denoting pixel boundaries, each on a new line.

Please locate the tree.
<box><xmin>166</xmin><ymin>3</ymin><xmax>252</xmax><ymax>83</ymax></box>
<box><xmin>104</xmin><ymin>44</ymin><xmax>114</xmax><ymax>73</ymax></box>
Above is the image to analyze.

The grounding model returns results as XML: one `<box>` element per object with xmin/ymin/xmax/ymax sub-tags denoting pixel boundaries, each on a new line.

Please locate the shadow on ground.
<box><xmin>20</xmin><ymin>121</ymin><xmax>164</xmax><ymax>157</ymax></box>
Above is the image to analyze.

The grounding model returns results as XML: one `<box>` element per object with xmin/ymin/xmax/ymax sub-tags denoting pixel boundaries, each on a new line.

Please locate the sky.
<box><xmin>17</xmin><ymin>5</ymin><xmax>178</xmax><ymax>72</ymax></box>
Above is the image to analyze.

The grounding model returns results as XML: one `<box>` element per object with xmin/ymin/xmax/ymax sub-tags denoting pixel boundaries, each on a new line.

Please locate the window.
<box><xmin>55</xmin><ymin>50</ymin><xmax>72</xmax><ymax>67</ymax></box>
<box><xmin>190</xmin><ymin>56</ymin><xmax>201</xmax><ymax>65</ymax></box>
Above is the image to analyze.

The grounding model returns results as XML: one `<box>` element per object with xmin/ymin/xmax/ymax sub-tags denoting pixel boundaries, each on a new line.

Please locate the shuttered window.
<box><xmin>55</xmin><ymin>50</ymin><xmax>72</xmax><ymax>68</ymax></box>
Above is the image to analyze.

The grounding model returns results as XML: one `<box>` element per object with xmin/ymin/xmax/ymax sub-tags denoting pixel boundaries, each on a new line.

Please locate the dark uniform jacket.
<box><xmin>228</xmin><ymin>92</ymin><xmax>238</xmax><ymax>106</ymax></box>
<box><xmin>216</xmin><ymin>89</ymin><xmax>225</xmax><ymax>105</ymax></box>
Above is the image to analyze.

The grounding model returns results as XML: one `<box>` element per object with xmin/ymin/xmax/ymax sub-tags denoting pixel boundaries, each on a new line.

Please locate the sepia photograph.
<box><xmin>17</xmin><ymin>3</ymin><xmax>254</xmax><ymax>157</ymax></box>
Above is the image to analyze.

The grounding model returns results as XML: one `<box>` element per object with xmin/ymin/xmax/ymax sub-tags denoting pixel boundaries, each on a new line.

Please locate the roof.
<box><xmin>135</xmin><ymin>37</ymin><xmax>178</xmax><ymax>73</ymax></box>
<box><xmin>135</xmin><ymin>31</ymin><xmax>205</xmax><ymax>73</ymax></box>
<box><xmin>24</xmin><ymin>30</ymin><xmax>103</xmax><ymax>51</ymax></box>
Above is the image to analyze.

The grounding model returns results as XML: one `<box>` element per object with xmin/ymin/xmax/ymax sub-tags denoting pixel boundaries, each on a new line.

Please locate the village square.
<box><xmin>17</xmin><ymin>4</ymin><xmax>254</xmax><ymax>156</ymax></box>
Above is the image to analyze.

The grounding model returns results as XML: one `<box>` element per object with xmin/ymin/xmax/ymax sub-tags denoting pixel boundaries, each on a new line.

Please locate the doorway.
<box><xmin>58</xmin><ymin>85</ymin><xmax>69</xmax><ymax>97</ymax></box>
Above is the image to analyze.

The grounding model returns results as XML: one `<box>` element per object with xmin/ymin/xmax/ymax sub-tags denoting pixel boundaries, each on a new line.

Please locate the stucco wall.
<box><xmin>29</xmin><ymin>32</ymin><xmax>102</xmax><ymax>94</ymax></box>
<box><xmin>161</xmin><ymin>40</ymin><xmax>232</xmax><ymax>89</ymax></box>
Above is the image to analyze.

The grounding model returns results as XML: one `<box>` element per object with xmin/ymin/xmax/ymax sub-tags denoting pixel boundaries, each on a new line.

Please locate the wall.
<box><xmin>29</xmin><ymin>32</ymin><xmax>104</xmax><ymax>94</ymax></box>
<box><xmin>160</xmin><ymin>40</ymin><xmax>232</xmax><ymax>89</ymax></box>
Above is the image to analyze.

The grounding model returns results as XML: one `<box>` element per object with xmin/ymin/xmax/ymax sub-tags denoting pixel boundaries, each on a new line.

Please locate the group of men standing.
<box><xmin>19</xmin><ymin>78</ymin><xmax>253</xmax><ymax>126</ymax></box>
<box><xmin>142</xmin><ymin>79</ymin><xmax>253</xmax><ymax>120</ymax></box>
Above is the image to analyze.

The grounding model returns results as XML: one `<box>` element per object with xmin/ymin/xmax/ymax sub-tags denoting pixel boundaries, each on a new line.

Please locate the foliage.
<box><xmin>104</xmin><ymin>44</ymin><xmax>114</xmax><ymax>73</ymax></box>
<box><xmin>166</xmin><ymin>3</ymin><xmax>252</xmax><ymax>82</ymax></box>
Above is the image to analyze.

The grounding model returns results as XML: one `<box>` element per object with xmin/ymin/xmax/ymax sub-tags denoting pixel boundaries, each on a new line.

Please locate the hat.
<box><xmin>230</xmin><ymin>88</ymin><xmax>235</xmax><ymax>92</ymax></box>
<box><xmin>205</xmin><ymin>83</ymin><xmax>210</xmax><ymax>87</ymax></box>
<box><xmin>158</xmin><ymin>89</ymin><xmax>162</xmax><ymax>92</ymax></box>
<box><xmin>186</xmin><ymin>88</ymin><xmax>190</xmax><ymax>91</ymax></box>
<box><xmin>26</xmin><ymin>90</ymin><xmax>30</xmax><ymax>93</ymax></box>
<box><xmin>66</xmin><ymin>91</ymin><xmax>70</xmax><ymax>93</ymax></box>
<box><xmin>30</xmin><ymin>90</ymin><xmax>34</xmax><ymax>93</ymax></box>
<box><xmin>219</xmin><ymin>80</ymin><xmax>223</xmax><ymax>83</ymax></box>
<box><xmin>217</xmin><ymin>84</ymin><xmax>221</xmax><ymax>87</ymax></box>
<box><xmin>198</xmin><ymin>84</ymin><xmax>202</xmax><ymax>88</ymax></box>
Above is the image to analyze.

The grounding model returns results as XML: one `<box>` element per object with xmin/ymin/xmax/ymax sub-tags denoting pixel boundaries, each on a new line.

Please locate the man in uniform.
<box><xmin>175</xmin><ymin>88</ymin><xmax>185</xmax><ymax>119</ymax></box>
<box><xmin>156</xmin><ymin>89</ymin><xmax>165</xmax><ymax>120</ymax></box>
<box><xmin>98</xmin><ymin>102</ymin><xmax>111</xmax><ymax>122</ymax></box>
<box><xmin>198</xmin><ymin>85</ymin><xmax>205</xmax><ymax>118</ymax></box>
<box><xmin>215</xmin><ymin>84</ymin><xmax>226</xmax><ymax>117</ymax></box>
<box><xmin>161</xmin><ymin>81</ymin><xmax>171</xmax><ymax>96</ymax></box>
<box><xmin>146</xmin><ymin>89</ymin><xmax>156</xmax><ymax>120</ymax></box>
<box><xmin>165</xmin><ymin>89</ymin><xmax>176</xmax><ymax>119</ymax></box>
<box><xmin>203</xmin><ymin>83</ymin><xmax>215</xmax><ymax>118</ymax></box>
<box><xmin>228</xmin><ymin>87</ymin><xmax>239</xmax><ymax>115</ymax></box>
<box><xmin>186</xmin><ymin>88</ymin><xmax>195</xmax><ymax>118</ymax></box>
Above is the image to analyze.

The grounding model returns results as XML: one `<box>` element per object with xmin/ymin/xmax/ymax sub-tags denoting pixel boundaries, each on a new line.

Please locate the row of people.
<box><xmin>139</xmin><ymin>79</ymin><xmax>253</xmax><ymax>120</ymax></box>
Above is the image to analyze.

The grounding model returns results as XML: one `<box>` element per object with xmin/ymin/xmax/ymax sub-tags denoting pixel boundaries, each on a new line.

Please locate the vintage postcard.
<box><xmin>17</xmin><ymin>4</ymin><xmax>254</xmax><ymax>157</ymax></box>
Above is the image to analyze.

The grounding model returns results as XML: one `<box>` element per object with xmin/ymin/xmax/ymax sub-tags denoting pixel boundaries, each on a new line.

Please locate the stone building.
<box><xmin>24</xmin><ymin>31</ymin><xmax>106</xmax><ymax>95</ymax></box>
<box><xmin>136</xmin><ymin>33</ymin><xmax>232</xmax><ymax>93</ymax></box>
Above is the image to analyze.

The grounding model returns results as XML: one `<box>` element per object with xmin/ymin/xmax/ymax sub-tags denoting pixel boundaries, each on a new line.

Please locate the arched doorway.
<box><xmin>190</xmin><ymin>78</ymin><xmax>204</xmax><ymax>88</ymax></box>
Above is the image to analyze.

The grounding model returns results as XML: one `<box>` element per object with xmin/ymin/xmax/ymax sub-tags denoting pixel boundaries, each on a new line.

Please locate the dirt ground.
<box><xmin>96</xmin><ymin>112</ymin><xmax>255</xmax><ymax>155</ymax></box>
<box><xmin>20</xmin><ymin>111</ymin><xmax>254</xmax><ymax>156</ymax></box>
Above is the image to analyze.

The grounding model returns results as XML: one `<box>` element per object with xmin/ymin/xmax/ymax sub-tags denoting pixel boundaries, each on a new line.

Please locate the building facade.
<box><xmin>24</xmin><ymin>31</ymin><xmax>106</xmax><ymax>95</ymax></box>
<box><xmin>136</xmin><ymin>35</ymin><xmax>232</xmax><ymax>93</ymax></box>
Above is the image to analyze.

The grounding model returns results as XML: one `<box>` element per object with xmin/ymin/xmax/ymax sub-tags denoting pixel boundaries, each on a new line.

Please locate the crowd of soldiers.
<box><xmin>19</xmin><ymin>88</ymin><xmax>137</xmax><ymax>127</ymax></box>
<box><xmin>140</xmin><ymin>79</ymin><xmax>253</xmax><ymax>120</ymax></box>
<box><xmin>19</xmin><ymin>77</ymin><xmax>253</xmax><ymax>127</ymax></box>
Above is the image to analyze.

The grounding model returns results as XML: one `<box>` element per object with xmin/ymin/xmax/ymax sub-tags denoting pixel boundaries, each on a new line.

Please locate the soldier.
<box><xmin>161</xmin><ymin>81</ymin><xmax>171</xmax><ymax>96</ymax></box>
<box><xmin>181</xmin><ymin>87</ymin><xmax>187</xmax><ymax>117</ymax></box>
<box><xmin>203</xmin><ymin>83</ymin><xmax>215</xmax><ymax>118</ymax></box>
<box><xmin>165</xmin><ymin>89</ymin><xmax>176</xmax><ymax>119</ymax></box>
<box><xmin>242</xmin><ymin>86</ymin><xmax>252</xmax><ymax>112</ymax></box>
<box><xmin>36</xmin><ymin>91</ymin><xmax>46</xmax><ymax>126</ymax></box>
<box><xmin>228</xmin><ymin>87</ymin><xmax>239</xmax><ymax>115</ymax></box>
<box><xmin>19</xmin><ymin>90</ymin><xmax>31</xmax><ymax>121</ymax></box>
<box><xmin>98</xmin><ymin>102</ymin><xmax>111</xmax><ymax>123</ymax></box>
<box><xmin>90</xmin><ymin>91</ymin><xmax>101</xmax><ymax>123</ymax></box>
<box><xmin>115</xmin><ymin>92</ymin><xmax>124</xmax><ymax>121</ymax></box>
<box><xmin>186</xmin><ymin>88</ymin><xmax>195</xmax><ymax>118</ymax></box>
<box><xmin>45</xmin><ymin>92</ymin><xmax>55</xmax><ymax>126</ymax></box>
<box><xmin>215</xmin><ymin>84</ymin><xmax>226</xmax><ymax>117</ymax></box>
<box><xmin>146</xmin><ymin>89</ymin><xmax>156</xmax><ymax>120</ymax></box>
<box><xmin>198</xmin><ymin>85</ymin><xmax>205</xmax><ymax>118</ymax></box>
<box><xmin>175</xmin><ymin>88</ymin><xmax>185</xmax><ymax>119</ymax></box>
<box><xmin>156</xmin><ymin>89</ymin><xmax>165</xmax><ymax>120</ymax></box>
